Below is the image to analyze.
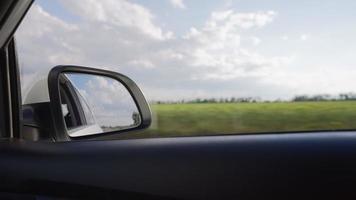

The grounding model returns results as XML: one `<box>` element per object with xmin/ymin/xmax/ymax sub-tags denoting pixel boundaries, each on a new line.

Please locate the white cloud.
<box><xmin>178</xmin><ymin>10</ymin><xmax>289</xmax><ymax>80</ymax></box>
<box><xmin>261</xmin><ymin>66</ymin><xmax>356</xmax><ymax>97</ymax></box>
<box><xmin>82</xmin><ymin>76</ymin><xmax>139</xmax><ymax>126</ymax></box>
<box><xmin>169</xmin><ymin>0</ymin><xmax>186</xmax><ymax>9</ymax></box>
<box><xmin>251</xmin><ymin>37</ymin><xmax>261</xmax><ymax>46</ymax></box>
<box><xmin>128</xmin><ymin>59</ymin><xmax>155</xmax><ymax>69</ymax></box>
<box><xmin>61</xmin><ymin>0</ymin><xmax>173</xmax><ymax>40</ymax></box>
<box><xmin>207</xmin><ymin>10</ymin><xmax>276</xmax><ymax>30</ymax></box>
<box><xmin>300</xmin><ymin>34</ymin><xmax>309</xmax><ymax>41</ymax></box>
<box><xmin>16</xmin><ymin>5</ymin><xmax>84</xmax><ymax>94</ymax></box>
<box><xmin>281</xmin><ymin>35</ymin><xmax>289</xmax><ymax>40</ymax></box>
<box><xmin>17</xmin><ymin>3</ymin><xmax>302</xmax><ymax>101</ymax></box>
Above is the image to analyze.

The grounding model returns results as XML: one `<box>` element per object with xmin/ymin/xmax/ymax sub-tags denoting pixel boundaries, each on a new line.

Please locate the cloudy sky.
<box><xmin>16</xmin><ymin>0</ymin><xmax>356</xmax><ymax>101</ymax></box>
<box><xmin>67</xmin><ymin>74</ymin><xmax>140</xmax><ymax>127</ymax></box>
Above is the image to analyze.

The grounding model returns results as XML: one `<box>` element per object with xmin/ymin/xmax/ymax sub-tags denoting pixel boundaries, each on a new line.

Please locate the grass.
<box><xmin>116</xmin><ymin>101</ymin><xmax>356</xmax><ymax>139</ymax></box>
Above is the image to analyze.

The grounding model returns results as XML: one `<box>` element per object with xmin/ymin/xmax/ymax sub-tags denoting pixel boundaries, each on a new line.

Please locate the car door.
<box><xmin>2</xmin><ymin>0</ymin><xmax>356</xmax><ymax>199</ymax></box>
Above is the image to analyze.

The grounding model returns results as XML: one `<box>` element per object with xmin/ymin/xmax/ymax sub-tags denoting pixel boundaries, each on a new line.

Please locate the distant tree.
<box><xmin>293</xmin><ymin>95</ymin><xmax>309</xmax><ymax>102</ymax></box>
<box><xmin>132</xmin><ymin>112</ymin><xmax>140</xmax><ymax>125</ymax></box>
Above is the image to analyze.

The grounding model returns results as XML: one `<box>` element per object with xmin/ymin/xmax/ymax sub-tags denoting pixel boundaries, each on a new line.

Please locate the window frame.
<box><xmin>0</xmin><ymin>0</ymin><xmax>33</xmax><ymax>139</ymax></box>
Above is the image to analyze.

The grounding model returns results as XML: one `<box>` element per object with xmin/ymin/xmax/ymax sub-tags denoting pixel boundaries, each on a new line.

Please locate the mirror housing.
<box><xmin>48</xmin><ymin>65</ymin><xmax>151</xmax><ymax>141</ymax></box>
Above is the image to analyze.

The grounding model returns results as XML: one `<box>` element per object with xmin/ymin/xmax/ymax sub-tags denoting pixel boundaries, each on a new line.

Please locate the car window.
<box><xmin>16</xmin><ymin>0</ymin><xmax>356</xmax><ymax>139</ymax></box>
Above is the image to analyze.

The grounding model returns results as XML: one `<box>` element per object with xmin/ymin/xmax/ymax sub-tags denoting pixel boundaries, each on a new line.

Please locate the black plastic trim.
<box><xmin>1</xmin><ymin>132</ymin><xmax>356</xmax><ymax>199</ymax></box>
<box><xmin>0</xmin><ymin>0</ymin><xmax>33</xmax><ymax>138</ymax></box>
<box><xmin>0</xmin><ymin>44</ymin><xmax>9</xmax><ymax>138</ymax></box>
<box><xmin>8</xmin><ymin>38</ymin><xmax>22</xmax><ymax>138</ymax></box>
<box><xmin>22</xmin><ymin>102</ymin><xmax>53</xmax><ymax>141</ymax></box>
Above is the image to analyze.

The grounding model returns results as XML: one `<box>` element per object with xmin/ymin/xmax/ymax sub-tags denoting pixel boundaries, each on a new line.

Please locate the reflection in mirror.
<box><xmin>59</xmin><ymin>73</ymin><xmax>141</xmax><ymax>137</ymax></box>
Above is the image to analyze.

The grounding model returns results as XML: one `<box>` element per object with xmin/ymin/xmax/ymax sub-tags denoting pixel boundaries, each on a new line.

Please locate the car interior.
<box><xmin>1</xmin><ymin>0</ymin><xmax>356</xmax><ymax>199</ymax></box>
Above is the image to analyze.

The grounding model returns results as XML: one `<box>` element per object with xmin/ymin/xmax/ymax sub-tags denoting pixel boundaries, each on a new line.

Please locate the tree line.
<box><xmin>292</xmin><ymin>93</ymin><xmax>356</xmax><ymax>102</ymax></box>
<box><xmin>151</xmin><ymin>92</ymin><xmax>356</xmax><ymax>104</ymax></box>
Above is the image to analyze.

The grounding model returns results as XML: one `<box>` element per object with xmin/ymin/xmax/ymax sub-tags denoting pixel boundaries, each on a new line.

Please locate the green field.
<box><xmin>118</xmin><ymin>101</ymin><xmax>356</xmax><ymax>139</ymax></box>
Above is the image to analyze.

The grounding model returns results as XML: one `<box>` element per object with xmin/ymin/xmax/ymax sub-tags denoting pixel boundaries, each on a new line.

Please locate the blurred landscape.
<box><xmin>115</xmin><ymin>93</ymin><xmax>356</xmax><ymax>139</ymax></box>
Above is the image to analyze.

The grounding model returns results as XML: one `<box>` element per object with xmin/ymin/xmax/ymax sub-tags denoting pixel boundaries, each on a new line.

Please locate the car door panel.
<box><xmin>1</xmin><ymin>132</ymin><xmax>356</xmax><ymax>199</ymax></box>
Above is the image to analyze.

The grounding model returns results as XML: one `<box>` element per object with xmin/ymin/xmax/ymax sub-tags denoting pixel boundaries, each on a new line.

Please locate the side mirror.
<box><xmin>48</xmin><ymin>65</ymin><xmax>151</xmax><ymax>140</ymax></box>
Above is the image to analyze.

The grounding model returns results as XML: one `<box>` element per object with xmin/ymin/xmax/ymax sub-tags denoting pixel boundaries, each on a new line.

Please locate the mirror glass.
<box><xmin>59</xmin><ymin>72</ymin><xmax>141</xmax><ymax>137</ymax></box>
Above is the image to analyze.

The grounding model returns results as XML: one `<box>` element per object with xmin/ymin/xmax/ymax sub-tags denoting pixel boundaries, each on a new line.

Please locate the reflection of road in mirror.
<box><xmin>101</xmin><ymin>112</ymin><xmax>141</xmax><ymax>132</ymax></box>
<box><xmin>62</xmin><ymin>73</ymin><xmax>141</xmax><ymax>135</ymax></box>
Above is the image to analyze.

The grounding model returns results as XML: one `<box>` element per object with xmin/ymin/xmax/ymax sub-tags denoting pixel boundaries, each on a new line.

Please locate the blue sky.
<box><xmin>17</xmin><ymin>0</ymin><xmax>356</xmax><ymax>101</ymax></box>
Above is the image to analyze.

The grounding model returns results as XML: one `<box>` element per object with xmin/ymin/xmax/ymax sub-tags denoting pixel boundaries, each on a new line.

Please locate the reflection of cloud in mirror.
<box><xmin>66</xmin><ymin>73</ymin><xmax>139</xmax><ymax>128</ymax></box>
